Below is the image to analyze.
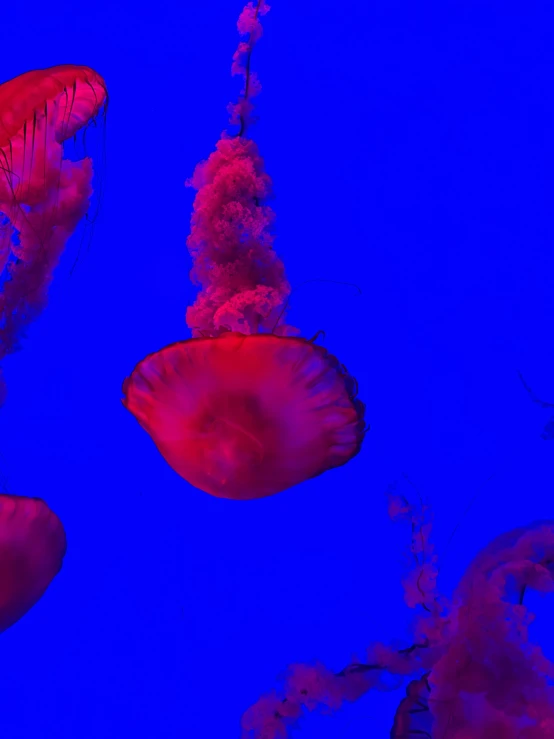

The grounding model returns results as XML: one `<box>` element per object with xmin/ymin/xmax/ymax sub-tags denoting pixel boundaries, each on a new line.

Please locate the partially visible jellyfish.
<box><xmin>122</xmin><ymin>1</ymin><xmax>366</xmax><ymax>500</ymax></box>
<box><xmin>240</xmin><ymin>492</ymin><xmax>554</xmax><ymax>738</ymax></box>
<box><xmin>0</xmin><ymin>494</ymin><xmax>66</xmax><ymax>632</ymax></box>
<box><xmin>0</xmin><ymin>65</ymin><xmax>108</xmax><ymax>402</ymax></box>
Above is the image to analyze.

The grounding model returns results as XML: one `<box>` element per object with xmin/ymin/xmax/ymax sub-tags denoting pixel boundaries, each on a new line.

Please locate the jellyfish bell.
<box><xmin>0</xmin><ymin>64</ymin><xmax>107</xmax><ymax>216</ymax></box>
<box><xmin>122</xmin><ymin>332</ymin><xmax>366</xmax><ymax>500</ymax></box>
<box><xmin>0</xmin><ymin>494</ymin><xmax>66</xmax><ymax>632</ymax></box>
<box><xmin>0</xmin><ymin>65</ymin><xmax>107</xmax><ymax>148</ymax></box>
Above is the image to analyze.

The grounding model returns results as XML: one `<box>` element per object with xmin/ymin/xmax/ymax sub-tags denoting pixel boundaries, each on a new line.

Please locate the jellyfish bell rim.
<box><xmin>122</xmin><ymin>331</ymin><xmax>367</xmax><ymax>500</ymax></box>
<box><xmin>0</xmin><ymin>64</ymin><xmax>108</xmax><ymax>148</ymax></box>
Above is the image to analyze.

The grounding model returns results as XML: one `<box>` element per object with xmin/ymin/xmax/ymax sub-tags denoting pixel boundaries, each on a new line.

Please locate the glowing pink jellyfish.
<box><xmin>0</xmin><ymin>494</ymin><xmax>66</xmax><ymax>632</ymax></box>
<box><xmin>122</xmin><ymin>1</ymin><xmax>366</xmax><ymax>500</ymax></box>
<box><xmin>0</xmin><ymin>65</ymin><xmax>108</xmax><ymax>402</ymax></box>
<box><xmin>241</xmin><ymin>493</ymin><xmax>554</xmax><ymax>738</ymax></box>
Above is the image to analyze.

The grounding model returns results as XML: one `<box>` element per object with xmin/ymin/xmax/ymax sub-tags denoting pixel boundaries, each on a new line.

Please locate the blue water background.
<box><xmin>1</xmin><ymin>1</ymin><xmax>553</xmax><ymax>736</ymax></box>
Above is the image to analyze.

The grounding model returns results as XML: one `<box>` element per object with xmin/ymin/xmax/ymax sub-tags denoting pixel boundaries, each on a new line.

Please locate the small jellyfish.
<box><xmin>0</xmin><ymin>494</ymin><xmax>66</xmax><ymax>632</ymax></box>
<box><xmin>122</xmin><ymin>1</ymin><xmax>366</xmax><ymax>499</ymax></box>
<box><xmin>0</xmin><ymin>65</ymin><xmax>108</xmax><ymax>400</ymax></box>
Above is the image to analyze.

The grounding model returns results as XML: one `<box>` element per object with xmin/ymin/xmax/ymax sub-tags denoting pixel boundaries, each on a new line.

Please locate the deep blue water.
<box><xmin>0</xmin><ymin>1</ymin><xmax>553</xmax><ymax>736</ymax></box>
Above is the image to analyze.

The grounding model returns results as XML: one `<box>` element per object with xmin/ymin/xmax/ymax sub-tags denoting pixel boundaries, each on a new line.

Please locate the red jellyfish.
<box><xmin>240</xmin><ymin>493</ymin><xmax>554</xmax><ymax>738</ymax></box>
<box><xmin>0</xmin><ymin>65</ymin><xmax>108</xmax><ymax>401</ymax></box>
<box><xmin>0</xmin><ymin>494</ymin><xmax>65</xmax><ymax>632</ymax></box>
<box><xmin>122</xmin><ymin>1</ymin><xmax>366</xmax><ymax>500</ymax></box>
